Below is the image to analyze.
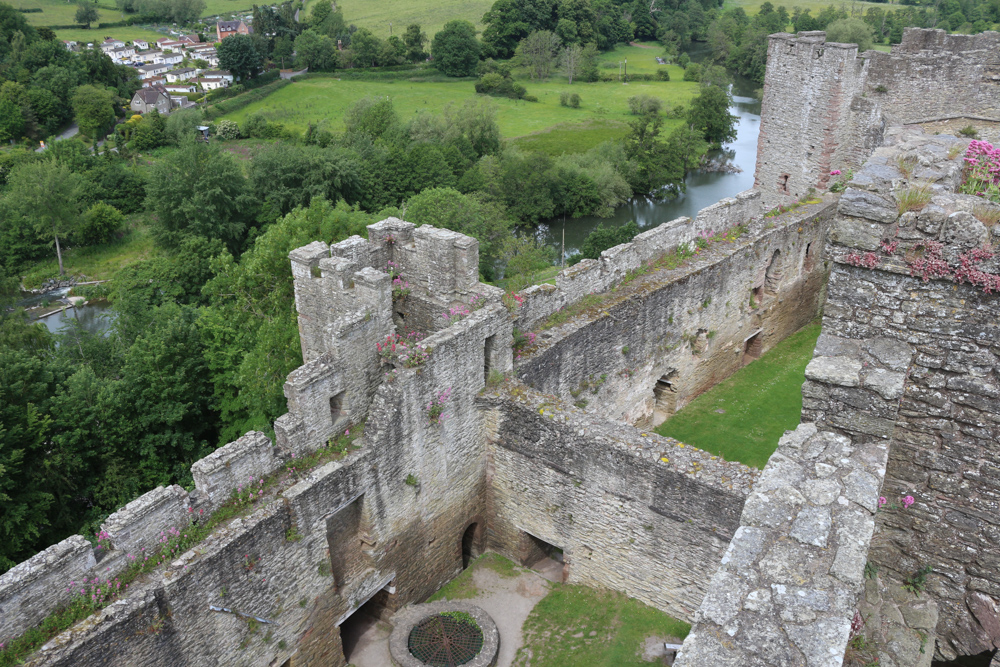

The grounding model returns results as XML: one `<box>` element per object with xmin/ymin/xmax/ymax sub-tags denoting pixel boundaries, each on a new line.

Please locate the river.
<box><xmin>16</xmin><ymin>287</ymin><xmax>114</xmax><ymax>336</ymax></box>
<box><xmin>538</xmin><ymin>67</ymin><xmax>762</xmax><ymax>259</ymax></box>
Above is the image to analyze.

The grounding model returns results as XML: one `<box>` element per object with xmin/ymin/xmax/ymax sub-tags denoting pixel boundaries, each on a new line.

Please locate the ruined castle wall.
<box><xmin>755</xmin><ymin>28</ymin><xmax>1000</xmax><ymax>209</ymax></box>
<box><xmin>517</xmin><ymin>190</ymin><xmax>763</xmax><ymax>331</ymax></box>
<box><xmin>821</xmin><ymin>128</ymin><xmax>1000</xmax><ymax>662</ymax></box>
<box><xmin>516</xmin><ymin>199</ymin><xmax>833</xmax><ymax>427</ymax></box>
<box><xmin>483</xmin><ymin>386</ymin><xmax>757</xmax><ymax>621</ymax></box>
<box><xmin>677</xmin><ymin>127</ymin><xmax>1000</xmax><ymax>666</ymax></box>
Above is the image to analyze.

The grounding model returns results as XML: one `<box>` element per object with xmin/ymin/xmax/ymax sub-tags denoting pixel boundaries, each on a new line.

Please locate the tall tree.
<box><xmin>293</xmin><ymin>29</ymin><xmax>338</xmax><ymax>70</ymax></box>
<box><xmin>687</xmin><ymin>84</ymin><xmax>737</xmax><ymax>148</ymax></box>
<box><xmin>403</xmin><ymin>23</ymin><xmax>428</xmax><ymax>62</ymax></box>
<box><xmin>218</xmin><ymin>33</ymin><xmax>263</xmax><ymax>81</ymax></box>
<box><xmin>561</xmin><ymin>42</ymin><xmax>582</xmax><ymax>83</ymax></box>
<box><xmin>432</xmin><ymin>20</ymin><xmax>481</xmax><ymax>77</ymax></box>
<box><xmin>74</xmin><ymin>3</ymin><xmax>99</xmax><ymax>28</ymax></box>
<box><xmin>515</xmin><ymin>30</ymin><xmax>561</xmax><ymax>79</ymax></box>
<box><xmin>5</xmin><ymin>160</ymin><xmax>83</xmax><ymax>275</ymax></box>
<box><xmin>71</xmin><ymin>84</ymin><xmax>115</xmax><ymax>146</ymax></box>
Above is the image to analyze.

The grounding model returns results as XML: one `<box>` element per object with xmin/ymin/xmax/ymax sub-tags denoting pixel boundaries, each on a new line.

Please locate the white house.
<box><xmin>155</xmin><ymin>52</ymin><xmax>183</xmax><ymax>66</ymax></box>
<box><xmin>159</xmin><ymin>40</ymin><xmax>185</xmax><ymax>52</ymax></box>
<box><xmin>133</xmin><ymin>39</ymin><xmax>149</xmax><ymax>50</ymax></box>
<box><xmin>62</xmin><ymin>40</ymin><xmax>78</xmax><ymax>51</ymax></box>
<box><xmin>165</xmin><ymin>67</ymin><xmax>196</xmax><ymax>82</ymax></box>
<box><xmin>100</xmin><ymin>38</ymin><xmax>125</xmax><ymax>54</ymax></box>
<box><xmin>193</xmin><ymin>77</ymin><xmax>228</xmax><ymax>91</ymax></box>
<box><xmin>201</xmin><ymin>69</ymin><xmax>234</xmax><ymax>83</ymax></box>
<box><xmin>164</xmin><ymin>83</ymin><xmax>198</xmax><ymax>93</ymax></box>
<box><xmin>107</xmin><ymin>45</ymin><xmax>136</xmax><ymax>63</ymax></box>
<box><xmin>137</xmin><ymin>49</ymin><xmax>162</xmax><ymax>63</ymax></box>
<box><xmin>140</xmin><ymin>76</ymin><xmax>166</xmax><ymax>88</ymax></box>
<box><xmin>137</xmin><ymin>63</ymin><xmax>172</xmax><ymax>77</ymax></box>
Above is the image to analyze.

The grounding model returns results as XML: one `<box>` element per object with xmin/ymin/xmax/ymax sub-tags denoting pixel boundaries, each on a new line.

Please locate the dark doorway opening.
<box><xmin>519</xmin><ymin>532</ymin><xmax>566</xmax><ymax>582</ymax></box>
<box><xmin>932</xmin><ymin>649</ymin><xmax>997</xmax><ymax>666</ymax></box>
<box><xmin>652</xmin><ymin>370</ymin><xmax>679</xmax><ymax>426</ymax></box>
<box><xmin>483</xmin><ymin>335</ymin><xmax>496</xmax><ymax>385</ymax></box>
<box><xmin>325</xmin><ymin>495</ymin><xmax>374</xmax><ymax>592</ymax></box>
<box><xmin>329</xmin><ymin>391</ymin><xmax>346</xmax><ymax>427</ymax></box>
<box><xmin>462</xmin><ymin>523</ymin><xmax>479</xmax><ymax>569</ymax></box>
<box><xmin>743</xmin><ymin>331</ymin><xmax>763</xmax><ymax>365</ymax></box>
<box><xmin>339</xmin><ymin>592</ymin><xmax>387</xmax><ymax>664</ymax></box>
<box><xmin>803</xmin><ymin>242</ymin><xmax>815</xmax><ymax>273</ymax></box>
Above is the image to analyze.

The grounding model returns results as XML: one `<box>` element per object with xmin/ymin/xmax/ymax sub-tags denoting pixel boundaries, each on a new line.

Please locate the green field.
<box><xmin>53</xmin><ymin>25</ymin><xmax>168</xmax><ymax>44</ymax></box>
<box><xmin>10</xmin><ymin>0</ymin><xmax>122</xmax><ymax>27</ymax></box>
<box><xmin>722</xmin><ymin>0</ymin><xmax>887</xmax><ymax>14</ymax></box>
<box><xmin>307</xmin><ymin>0</ymin><xmax>492</xmax><ymax>40</ymax></box>
<box><xmin>656</xmin><ymin>321</ymin><xmax>822</xmax><ymax>469</ymax></box>
<box><xmin>221</xmin><ymin>65</ymin><xmax>696</xmax><ymax>154</ymax></box>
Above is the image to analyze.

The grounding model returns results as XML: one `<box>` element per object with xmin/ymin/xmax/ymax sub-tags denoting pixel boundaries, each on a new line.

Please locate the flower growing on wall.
<box><xmin>426</xmin><ymin>387</ymin><xmax>452</xmax><ymax>425</ymax></box>
<box><xmin>377</xmin><ymin>332</ymin><xmax>430</xmax><ymax>368</ymax></box>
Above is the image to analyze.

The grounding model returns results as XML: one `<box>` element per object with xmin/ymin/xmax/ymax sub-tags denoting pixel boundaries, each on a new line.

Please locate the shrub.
<box><xmin>78</xmin><ymin>202</ymin><xmax>124</xmax><ymax>246</ymax></box>
<box><xmin>627</xmin><ymin>94</ymin><xmax>662</xmax><ymax>115</ymax></box>
<box><xmin>523</xmin><ymin>94</ymin><xmax>538</xmax><ymax>102</ymax></box>
<box><xmin>215</xmin><ymin>119</ymin><xmax>241</xmax><ymax>140</ymax></box>
<box><xmin>559</xmin><ymin>91</ymin><xmax>581</xmax><ymax>108</ymax></box>
<box><xmin>242</xmin><ymin>113</ymin><xmax>288</xmax><ymax>139</ymax></box>
<box><xmin>656</xmin><ymin>68</ymin><xmax>670</xmax><ymax>81</ymax></box>
<box><xmin>682</xmin><ymin>62</ymin><xmax>703</xmax><ymax>82</ymax></box>
<box><xmin>559</xmin><ymin>91</ymin><xmax>570</xmax><ymax>107</ymax></box>
<box><xmin>475</xmin><ymin>72</ymin><xmax>527</xmax><ymax>100</ymax></box>
<box><xmin>959</xmin><ymin>124</ymin><xmax>979</xmax><ymax>138</ymax></box>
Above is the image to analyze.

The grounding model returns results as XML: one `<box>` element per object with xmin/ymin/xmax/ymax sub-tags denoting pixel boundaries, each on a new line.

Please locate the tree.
<box><xmin>561</xmin><ymin>42</ymin><xmax>582</xmax><ymax>83</ymax></box>
<box><xmin>293</xmin><ymin>29</ymin><xmax>338</xmax><ymax>70</ymax></box>
<box><xmin>825</xmin><ymin>18</ymin><xmax>875</xmax><ymax>52</ymax></box>
<box><xmin>623</xmin><ymin>111</ymin><xmax>686</xmax><ymax>197</ymax></box>
<box><xmin>432</xmin><ymin>20</ymin><xmax>481</xmax><ymax>77</ymax></box>
<box><xmin>71</xmin><ymin>84</ymin><xmax>115</xmax><ymax>145</ymax></box>
<box><xmin>403</xmin><ymin>23</ymin><xmax>427</xmax><ymax>62</ymax></box>
<box><xmin>75</xmin><ymin>3</ymin><xmax>99</xmax><ymax>28</ymax></box>
<box><xmin>218</xmin><ymin>33</ymin><xmax>262</xmax><ymax>81</ymax></box>
<box><xmin>273</xmin><ymin>35</ymin><xmax>294</xmax><ymax>68</ymax></box>
<box><xmin>515</xmin><ymin>30</ymin><xmax>561</xmax><ymax>80</ymax></box>
<box><xmin>78</xmin><ymin>201</ymin><xmax>124</xmax><ymax>245</ymax></box>
<box><xmin>350</xmin><ymin>27</ymin><xmax>384</xmax><ymax>67</ymax></box>
<box><xmin>687</xmin><ymin>84</ymin><xmax>737</xmax><ymax>148</ymax></box>
<box><xmin>145</xmin><ymin>140</ymin><xmax>252</xmax><ymax>251</ymax></box>
<box><xmin>5</xmin><ymin>161</ymin><xmax>82</xmax><ymax>275</ymax></box>
<box><xmin>580</xmin><ymin>221</ymin><xmax>639</xmax><ymax>260</ymax></box>
<box><xmin>0</xmin><ymin>98</ymin><xmax>24</xmax><ymax>143</ymax></box>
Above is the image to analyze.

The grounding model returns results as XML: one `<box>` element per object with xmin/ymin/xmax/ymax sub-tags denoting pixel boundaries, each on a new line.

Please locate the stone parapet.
<box><xmin>191</xmin><ymin>431</ymin><xmax>281</xmax><ymax>512</ymax></box>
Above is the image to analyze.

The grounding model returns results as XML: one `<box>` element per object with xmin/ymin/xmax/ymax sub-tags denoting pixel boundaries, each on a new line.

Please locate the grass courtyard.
<box><xmin>656</xmin><ymin>321</ymin><xmax>822</xmax><ymax>469</ymax></box>
<box><xmin>221</xmin><ymin>64</ymin><xmax>696</xmax><ymax>155</ymax></box>
<box><xmin>426</xmin><ymin>553</ymin><xmax>690</xmax><ymax>667</ymax></box>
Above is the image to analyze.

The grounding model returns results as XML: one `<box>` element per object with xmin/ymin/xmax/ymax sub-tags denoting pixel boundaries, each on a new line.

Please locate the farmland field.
<box><xmin>221</xmin><ymin>62</ymin><xmax>697</xmax><ymax>154</ymax></box>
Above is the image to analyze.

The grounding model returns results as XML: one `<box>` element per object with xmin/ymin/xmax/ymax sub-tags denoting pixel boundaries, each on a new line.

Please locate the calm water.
<box><xmin>16</xmin><ymin>287</ymin><xmax>114</xmax><ymax>336</ymax></box>
<box><xmin>538</xmin><ymin>70</ymin><xmax>762</xmax><ymax>259</ymax></box>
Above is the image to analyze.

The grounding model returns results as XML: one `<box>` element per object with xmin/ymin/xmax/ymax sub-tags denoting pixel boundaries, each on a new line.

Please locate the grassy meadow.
<box><xmin>656</xmin><ymin>321</ymin><xmax>822</xmax><ymax>469</ymax></box>
<box><xmin>221</xmin><ymin>61</ymin><xmax>697</xmax><ymax>155</ymax></box>
<box><xmin>305</xmin><ymin>0</ymin><xmax>493</xmax><ymax>39</ymax></box>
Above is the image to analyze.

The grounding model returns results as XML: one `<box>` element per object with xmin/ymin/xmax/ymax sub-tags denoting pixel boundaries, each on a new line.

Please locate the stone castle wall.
<box><xmin>755</xmin><ymin>28</ymin><xmax>1000</xmax><ymax>208</ymax></box>
<box><xmin>678</xmin><ymin>127</ymin><xmax>1000</xmax><ymax>665</ymax></box>
<box><xmin>516</xmin><ymin>197</ymin><xmax>832</xmax><ymax>427</ymax></box>
<box><xmin>483</xmin><ymin>385</ymin><xmax>757</xmax><ymax>622</ymax></box>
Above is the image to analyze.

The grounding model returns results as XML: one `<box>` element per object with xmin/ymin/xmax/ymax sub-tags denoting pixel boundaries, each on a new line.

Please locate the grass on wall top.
<box><xmin>656</xmin><ymin>320</ymin><xmax>822</xmax><ymax>469</ymax></box>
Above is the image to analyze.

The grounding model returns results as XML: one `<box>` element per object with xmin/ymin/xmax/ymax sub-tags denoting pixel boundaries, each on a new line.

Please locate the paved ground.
<box><xmin>348</xmin><ymin>560</ymin><xmax>554</xmax><ymax>667</ymax></box>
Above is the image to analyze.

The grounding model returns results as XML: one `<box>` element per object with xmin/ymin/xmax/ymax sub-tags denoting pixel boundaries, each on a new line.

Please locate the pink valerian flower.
<box><xmin>902</xmin><ymin>495</ymin><xmax>915</xmax><ymax>508</ymax></box>
<box><xmin>830</xmin><ymin>169</ymin><xmax>842</xmax><ymax>176</ymax></box>
<box><xmin>878</xmin><ymin>496</ymin><xmax>887</xmax><ymax>507</ymax></box>
<box><xmin>960</xmin><ymin>140</ymin><xmax>1000</xmax><ymax>202</ymax></box>
<box><xmin>427</xmin><ymin>387</ymin><xmax>453</xmax><ymax>425</ymax></box>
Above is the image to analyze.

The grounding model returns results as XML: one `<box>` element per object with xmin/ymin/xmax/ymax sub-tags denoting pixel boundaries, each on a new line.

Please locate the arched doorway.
<box><xmin>462</xmin><ymin>523</ymin><xmax>479</xmax><ymax>569</ymax></box>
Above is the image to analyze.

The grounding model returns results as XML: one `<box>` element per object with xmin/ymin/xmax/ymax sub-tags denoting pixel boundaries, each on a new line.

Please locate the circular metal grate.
<box><xmin>407</xmin><ymin>612</ymin><xmax>484</xmax><ymax>667</ymax></box>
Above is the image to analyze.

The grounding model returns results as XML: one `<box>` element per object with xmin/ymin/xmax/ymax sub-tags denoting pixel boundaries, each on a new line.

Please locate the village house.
<box><xmin>165</xmin><ymin>67</ymin><xmax>196</xmax><ymax>83</ymax></box>
<box><xmin>136</xmin><ymin>63</ymin><xmax>172</xmax><ymax>77</ymax></box>
<box><xmin>107</xmin><ymin>45</ymin><xmax>136</xmax><ymax>63</ymax></box>
<box><xmin>139</xmin><ymin>76</ymin><xmax>166</xmax><ymax>88</ymax></box>
<box><xmin>62</xmin><ymin>40</ymin><xmax>78</xmax><ymax>51</ymax></box>
<box><xmin>200</xmin><ymin>69</ymin><xmax>234</xmax><ymax>83</ymax></box>
<box><xmin>164</xmin><ymin>83</ymin><xmax>198</xmax><ymax>93</ymax></box>
<box><xmin>155</xmin><ymin>52</ymin><xmax>183</xmax><ymax>66</ymax></box>
<box><xmin>216</xmin><ymin>19</ymin><xmax>252</xmax><ymax>41</ymax></box>
<box><xmin>136</xmin><ymin>49</ymin><xmax>162</xmax><ymax>63</ymax></box>
<box><xmin>100</xmin><ymin>38</ymin><xmax>125</xmax><ymax>53</ymax></box>
<box><xmin>130</xmin><ymin>87</ymin><xmax>171</xmax><ymax>115</ymax></box>
<box><xmin>192</xmin><ymin>77</ymin><xmax>227</xmax><ymax>91</ymax></box>
<box><xmin>133</xmin><ymin>39</ymin><xmax>149</xmax><ymax>50</ymax></box>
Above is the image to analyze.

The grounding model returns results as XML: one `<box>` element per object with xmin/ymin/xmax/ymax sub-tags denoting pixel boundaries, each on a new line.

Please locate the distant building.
<box><xmin>216</xmin><ymin>19</ymin><xmax>252</xmax><ymax>41</ymax></box>
<box><xmin>133</xmin><ymin>39</ymin><xmax>149</xmax><ymax>50</ymax></box>
<box><xmin>137</xmin><ymin>63</ymin><xmax>172</xmax><ymax>77</ymax></box>
<box><xmin>165</xmin><ymin>67</ymin><xmax>197</xmax><ymax>83</ymax></box>
<box><xmin>130</xmin><ymin>87</ymin><xmax>171</xmax><ymax>114</ymax></box>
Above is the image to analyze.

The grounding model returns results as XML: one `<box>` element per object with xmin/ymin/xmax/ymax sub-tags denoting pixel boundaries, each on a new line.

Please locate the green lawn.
<box><xmin>221</xmin><ymin>66</ymin><xmax>697</xmax><ymax>154</ymax></box>
<box><xmin>20</xmin><ymin>224</ymin><xmax>158</xmax><ymax>289</ymax></box>
<box><xmin>514</xmin><ymin>584</ymin><xmax>690</xmax><ymax>667</ymax></box>
<box><xmin>596</xmin><ymin>42</ymin><xmax>669</xmax><ymax>75</ymax></box>
<box><xmin>323</xmin><ymin>0</ymin><xmax>493</xmax><ymax>40</ymax></box>
<box><xmin>656</xmin><ymin>321</ymin><xmax>822</xmax><ymax>469</ymax></box>
<box><xmin>11</xmin><ymin>0</ymin><xmax>122</xmax><ymax>27</ymax></box>
<box><xmin>53</xmin><ymin>25</ymin><xmax>168</xmax><ymax>44</ymax></box>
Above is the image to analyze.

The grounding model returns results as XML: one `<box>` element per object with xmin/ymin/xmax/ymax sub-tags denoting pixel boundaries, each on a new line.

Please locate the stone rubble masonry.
<box><xmin>0</xmin><ymin>537</ymin><xmax>96</xmax><ymax>642</ymax></box>
<box><xmin>191</xmin><ymin>431</ymin><xmax>283</xmax><ymax>512</ymax></box>
<box><xmin>101</xmin><ymin>485</ymin><xmax>191</xmax><ymax>557</ymax></box>
<box><xmin>755</xmin><ymin>28</ymin><xmax>1000</xmax><ymax>209</ymax></box>
<box><xmin>822</xmin><ymin>126</ymin><xmax>1000</xmax><ymax>662</ymax></box>
<box><xmin>856</xmin><ymin>573</ymin><xmax>938</xmax><ymax>667</ymax></box>
<box><xmin>674</xmin><ymin>271</ymin><xmax>903</xmax><ymax>667</ymax></box>
<box><xmin>517</xmin><ymin>190</ymin><xmax>762</xmax><ymax>331</ymax></box>
<box><xmin>517</xmin><ymin>195</ymin><xmax>833</xmax><ymax>427</ymax></box>
<box><xmin>484</xmin><ymin>383</ymin><xmax>758</xmax><ymax>622</ymax></box>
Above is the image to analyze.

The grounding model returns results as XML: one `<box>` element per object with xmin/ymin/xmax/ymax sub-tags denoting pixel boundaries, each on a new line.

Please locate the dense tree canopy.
<box><xmin>432</xmin><ymin>20</ymin><xmax>481</xmax><ymax>76</ymax></box>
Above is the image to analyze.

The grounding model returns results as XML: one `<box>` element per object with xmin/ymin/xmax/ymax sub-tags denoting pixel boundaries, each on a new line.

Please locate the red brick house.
<box><xmin>216</xmin><ymin>20</ymin><xmax>252</xmax><ymax>41</ymax></box>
